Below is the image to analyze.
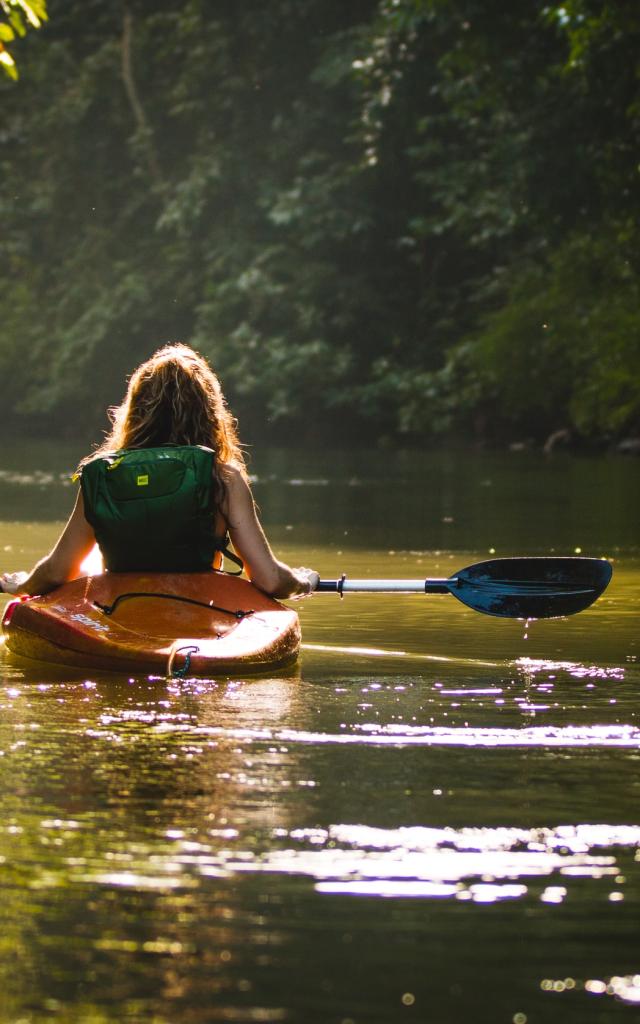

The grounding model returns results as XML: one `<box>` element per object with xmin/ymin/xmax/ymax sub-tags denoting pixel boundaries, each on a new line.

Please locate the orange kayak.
<box><xmin>2</xmin><ymin>572</ymin><xmax>301</xmax><ymax>676</ymax></box>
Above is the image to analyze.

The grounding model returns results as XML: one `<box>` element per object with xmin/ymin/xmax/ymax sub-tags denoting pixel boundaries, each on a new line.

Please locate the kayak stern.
<box><xmin>2</xmin><ymin>572</ymin><xmax>301</xmax><ymax>677</ymax></box>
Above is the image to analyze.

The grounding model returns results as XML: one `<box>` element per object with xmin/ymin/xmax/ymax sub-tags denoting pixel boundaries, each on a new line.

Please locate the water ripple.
<box><xmin>191</xmin><ymin>821</ymin><xmax>636</xmax><ymax>902</ymax></box>
<box><xmin>169</xmin><ymin>722</ymin><xmax>640</xmax><ymax>749</ymax></box>
<box><xmin>63</xmin><ymin>820</ymin><xmax>637</xmax><ymax>905</ymax></box>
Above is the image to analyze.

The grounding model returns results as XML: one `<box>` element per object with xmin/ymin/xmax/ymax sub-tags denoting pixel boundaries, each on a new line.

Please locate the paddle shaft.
<box><xmin>317</xmin><ymin>578</ymin><xmax>450</xmax><ymax>593</ymax></box>
<box><xmin>316</xmin><ymin>577</ymin><xmax>595</xmax><ymax>595</ymax></box>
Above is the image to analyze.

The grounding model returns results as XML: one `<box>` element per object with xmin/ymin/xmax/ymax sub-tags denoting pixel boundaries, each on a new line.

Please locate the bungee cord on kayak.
<box><xmin>93</xmin><ymin>590</ymin><xmax>254</xmax><ymax>622</ymax></box>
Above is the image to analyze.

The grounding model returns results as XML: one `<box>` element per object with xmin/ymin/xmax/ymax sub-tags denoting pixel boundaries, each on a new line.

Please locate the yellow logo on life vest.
<box><xmin>137</xmin><ymin>474</ymin><xmax>149</xmax><ymax>486</ymax></box>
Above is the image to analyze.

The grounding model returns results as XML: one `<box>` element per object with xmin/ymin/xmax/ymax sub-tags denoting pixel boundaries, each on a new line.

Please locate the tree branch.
<box><xmin>121</xmin><ymin>7</ymin><xmax>165</xmax><ymax>192</ymax></box>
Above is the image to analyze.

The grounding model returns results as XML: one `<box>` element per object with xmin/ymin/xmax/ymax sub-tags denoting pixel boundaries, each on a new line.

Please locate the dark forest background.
<box><xmin>1</xmin><ymin>0</ymin><xmax>639</xmax><ymax>449</ymax></box>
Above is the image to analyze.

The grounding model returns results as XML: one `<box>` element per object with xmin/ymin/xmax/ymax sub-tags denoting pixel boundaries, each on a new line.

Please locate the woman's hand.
<box><xmin>289</xmin><ymin>567</ymin><xmax>320</xmax><ymax>599</ymax></box>
<box><xmin>0</xmin><ymin>571</ymin><xmax>29</xmax><ymax>595</ymax></box>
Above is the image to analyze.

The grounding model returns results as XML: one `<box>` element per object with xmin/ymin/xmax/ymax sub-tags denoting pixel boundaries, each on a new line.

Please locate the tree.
<box><xmin>460</xmin><ymin>1</ymin><xmax>640</xmax><ymax>441</ymax></box>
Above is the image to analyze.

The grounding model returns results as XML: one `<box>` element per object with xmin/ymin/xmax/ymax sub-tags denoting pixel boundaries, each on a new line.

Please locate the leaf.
<box><xmin>16</xmin><ymin>0</ymin><xmax>46</xmax><ymax>28</ymax></box>
<box><xmin>0</xmin><ymin>23</ymin><xmax>15</xmax><ymax>41</ymax></box>
<box><xmin>0</xmin><ymin>46</ymin><xmax>18</xmax><ymax>79</ymax></box>
<box><xmin>8</xmin><ymin>9</ymin><xmax>26</xmax><ymax>37</ymax></box>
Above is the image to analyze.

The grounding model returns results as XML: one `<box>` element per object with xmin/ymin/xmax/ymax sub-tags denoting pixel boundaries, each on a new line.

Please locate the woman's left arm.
<box><xmin>0</xmin><ymin>490</ymin><xmax>96</xmax><ymax>596</ymax></box>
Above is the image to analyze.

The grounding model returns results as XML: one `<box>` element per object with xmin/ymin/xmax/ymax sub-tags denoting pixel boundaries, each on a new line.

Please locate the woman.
<box><xmin>0</xmin><ymin>344</ymin><xmax>319</xmax><ymax>599</ymax></box>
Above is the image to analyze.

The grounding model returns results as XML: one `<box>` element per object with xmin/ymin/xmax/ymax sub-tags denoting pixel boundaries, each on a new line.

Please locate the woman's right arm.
<box><xmin>0</xmin><ymin>490</ymin><xmax>96</xmax><ymax>596</ymax></box>
<box><xmin>221</xmin><ymin>464</ymin><xmax>318</xmax><ymax>599</ymax></box>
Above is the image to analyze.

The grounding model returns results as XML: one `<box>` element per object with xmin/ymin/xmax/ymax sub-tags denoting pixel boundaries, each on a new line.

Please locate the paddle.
<box><xmin>315</xmin><ymin>557</ymin><xmax>613</xmax><ymax>619</ymax></box>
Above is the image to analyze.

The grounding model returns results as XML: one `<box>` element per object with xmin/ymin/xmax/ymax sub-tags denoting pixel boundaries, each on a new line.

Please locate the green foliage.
<box><xmin>0</xmin><ymin>0</ymin><xmax>638</xmax><ymax>445</ymax></box>
<box><xmin>466</xmin><ymin>228</ymin><xmax>640</xmax><ymax>436</ymax></box>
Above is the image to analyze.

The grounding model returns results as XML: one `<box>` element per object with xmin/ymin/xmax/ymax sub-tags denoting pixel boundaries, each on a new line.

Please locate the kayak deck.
<box><xmin>2</xmin><ymin>572</ymin><xmax>301</xmax><ymax>676</ymax></box>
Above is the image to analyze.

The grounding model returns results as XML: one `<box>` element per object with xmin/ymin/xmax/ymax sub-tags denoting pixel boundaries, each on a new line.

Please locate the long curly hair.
<box><xmin>81</xmin><ymin>344</ymin><xmax>246</xmax><ymax>499</ymax></box>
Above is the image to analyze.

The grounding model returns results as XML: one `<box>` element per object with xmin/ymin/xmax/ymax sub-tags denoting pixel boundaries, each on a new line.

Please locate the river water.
<box><xmin>0</xmin><ymin>443</ymin><xmax>638</xmax><ymax>1023</ymax></box>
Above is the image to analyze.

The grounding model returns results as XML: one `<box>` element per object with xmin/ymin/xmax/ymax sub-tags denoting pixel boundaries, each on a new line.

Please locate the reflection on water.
<box><xmin>0</xmin><ymin>444</ymin><xmax>639</xmax><ymax>1022</ymax></box>
<box><xmin>544</xmin><ymin>973</ymin><xmax>640</xmax><ymax>1007</ymax></box>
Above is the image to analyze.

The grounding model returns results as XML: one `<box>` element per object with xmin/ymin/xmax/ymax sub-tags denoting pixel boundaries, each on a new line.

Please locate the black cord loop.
<box><xmin>93</xmin><ymin>591</ymin><xmax>253</xmax><ymax>620</ymax></box>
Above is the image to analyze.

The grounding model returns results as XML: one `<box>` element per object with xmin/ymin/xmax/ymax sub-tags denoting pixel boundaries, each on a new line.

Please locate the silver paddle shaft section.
<box><xmin>316</xmin><ymin>578</ymin><xmax>452</xmax><ymax>594</ymax></box>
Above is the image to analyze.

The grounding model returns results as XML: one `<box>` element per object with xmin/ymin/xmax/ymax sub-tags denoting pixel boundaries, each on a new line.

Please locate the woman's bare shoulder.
<box><xmin>217</xmin><ymin>462</ymin><xmax>252</xmax><ymax>519</ymax></box>
<box><xmin>218</xmin><ymin>459</ymin><xmax>249</xmax><ymax>487</ymax></box>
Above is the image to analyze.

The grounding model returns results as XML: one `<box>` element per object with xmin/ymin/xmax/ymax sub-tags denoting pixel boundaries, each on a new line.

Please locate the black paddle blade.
<box><xmin>449</xmin><ymin>557</ymin><xmax>613</xmax><ymax>619</ymax></box>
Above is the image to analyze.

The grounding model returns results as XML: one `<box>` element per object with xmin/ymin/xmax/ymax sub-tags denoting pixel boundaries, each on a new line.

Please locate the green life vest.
<box><xmin>80</xmin><ymin>445</ymin><xmax>235</xmax><ymax>573</ymax></box>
